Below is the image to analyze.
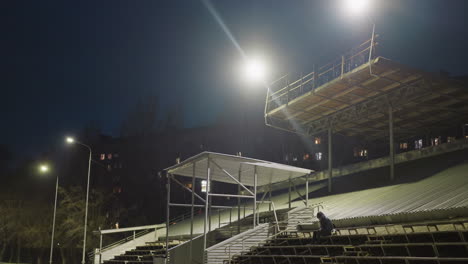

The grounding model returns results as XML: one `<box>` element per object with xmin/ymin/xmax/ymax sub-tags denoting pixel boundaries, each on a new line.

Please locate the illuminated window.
<box><xmin>359</xmin><ymin>149</ymin><xmax>368</xmax><ymax>157</ymax></box>
<box><xmin>415</xmin><ymin>139</ymin><xmax>423</xmax><ymax>149</ymax></box>
<box><xmin>400</xmin><ymin>143</ymin><xmax>408</xmax><ymax>150</ymax></box>
<box><xmin>236</xmin><ymin>152</ymin><xmax>242</xmax><ymax>157</ymax></box>
<box><xmin>176</xmin><ymin>157</ymin><xmax>180</xmax><ymax>164</ymax></box>
<box><xmin>314</xmin><ymin>137</ymin><xmax>321</xmax><ymax>145</ymax></box>
<box><xmin>315</xmin><ymin>152</ymin><xmax>322</xmax><ymax>160</ymax></box>
<box><xmin>107</xmin><ymin>154</ymin><xmax>112</xmax><ymax>160</ymax></box>
<box><xmin>201</xmin><ymin>180</ymin><xmax>208</xmax><ymax>193</ymax></box>
<box><xmin>100</xmin><ymin>154</ymin><xmax>105</xmax><ymax>160</ymax></box>
<box><xmin>185</xmin><ymin>183</ymin><xmax>193</xmax><ymax>189</ymax></box>
<box><xmin>447</xmin><ymin>136</ymin><xmax>455</xmax><ymax>143</ymax></box>
<box><xmin>303</xmin><ymin>153</ymin><xmax>310</xmax><ymax>160</ymax></box>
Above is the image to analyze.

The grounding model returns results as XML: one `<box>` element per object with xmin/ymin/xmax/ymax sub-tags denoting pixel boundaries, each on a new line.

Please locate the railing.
<box><xmin>266</xmin><ymin>37</ymin><xmax>378</xmax><ymax>112</ymax></box>
<box><xmin>205</xmin><ymin>203</ymin><xmax>324</xmax><ymax>264</ymax></box>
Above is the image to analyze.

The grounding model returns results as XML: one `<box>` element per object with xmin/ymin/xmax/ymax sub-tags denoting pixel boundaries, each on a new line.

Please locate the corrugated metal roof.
<box><xmin>302</xmin><ymin>162</ymin><xmax>468</xmax><ymax>221</ymax></box>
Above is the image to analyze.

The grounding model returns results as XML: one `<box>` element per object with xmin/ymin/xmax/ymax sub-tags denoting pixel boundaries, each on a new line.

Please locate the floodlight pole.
<box><xmin>49</xmin><ymin>175</ymin><xmax>59</xmax><ymax>264</ymax></box>
<box><xmin>368</xmin><ymin>22</ymin><xmax>376</xmax><ymax>75</ymax></box>
<box><xmin>237</xmin><ymin>165</ymin><xmax>242</xmax><ymax>234</ymax></box>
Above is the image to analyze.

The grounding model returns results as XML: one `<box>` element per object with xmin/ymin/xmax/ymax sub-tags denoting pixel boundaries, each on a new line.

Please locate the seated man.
<box><xmin>312</xmin><ymin>211</ymin><xmax>333</xmax><ymax>243</ymax></box>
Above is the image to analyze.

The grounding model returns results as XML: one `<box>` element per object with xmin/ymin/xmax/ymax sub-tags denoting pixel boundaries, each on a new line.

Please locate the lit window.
<box><xmin>415</xmin><ymin>139</ymin><xmax>423</xmax><ymax>149</ymax></box>
<box><xmin>236</xmin><ymin>152</ymin><xmax>242</xmax><ymax>157</ymax></box>
<box><xmin>314</xmin><ymin>137</ymin><xmax>321</xmax><ymax>145</ymax></box>
<box><xmin>447</xmin><ymin>136</ymin><xmax>455</xmax><ymax>143</ymax></box>
<box><xmin>176</xmin><ymin>157</ymin><xmax>180</xmax><ymax>164</ymax></box>
<box><xmin>433</xmin><ymin>137</ymin><xmax>440</xmax><ymax>146</ymax></box>
<box><xmin>315</xmin><ymin>152</ymin><xmax>322</xmax><ymax>160</ymax></box>
<box><xmin>359</xmin><ymin>149</ymin><xmax>367</xmax><ymax>157</ymax></box>
<box><xmin>400</xmin><ymin>143</ymin><xmax>408</xmax><ymax>150</ymax></box>
<box><xmin>100</xmin><ymin>154</ymin><xmax>105</xmax><ymax>160</ymax></box>
<box><xmin>107</xmin><ymin>154</ymin><xmax>112</xmax><ymax>160</ymax></box>
<box><xmin>201</xmin><ymin>180</ymin><xmax>208</xmax><ymax>193</ymax></box>
<box><xmin>185</xmin><ymin>183</ymin><xmax>193</xmax><ymax>189</ymax></box>
<box><xmin>303</xmin><ymin>153</ymin><xmax>310</xmax><ymax>160</ymax></box>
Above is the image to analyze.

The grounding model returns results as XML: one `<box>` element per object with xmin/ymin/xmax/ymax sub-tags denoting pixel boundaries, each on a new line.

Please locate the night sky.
<box><xmin>2</xmin><ymin>0</ymin><xmax>468</xmax><ymax>156</ymax></box>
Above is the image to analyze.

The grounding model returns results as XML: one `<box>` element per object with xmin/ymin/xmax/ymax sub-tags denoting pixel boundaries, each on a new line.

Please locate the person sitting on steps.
<box><xmin>312</xmin><ymin>211</ymin><xmax>334</xmax><ymax>243</ymax></box>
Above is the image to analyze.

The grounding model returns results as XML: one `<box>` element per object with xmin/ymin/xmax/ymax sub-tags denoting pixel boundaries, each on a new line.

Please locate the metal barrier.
<box><xmin>266</xmin><ymin>37</ymin><xmax>378</xmax><ymax>112</ymax></box>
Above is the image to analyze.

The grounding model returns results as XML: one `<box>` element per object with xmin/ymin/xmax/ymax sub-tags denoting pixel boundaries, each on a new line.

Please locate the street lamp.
<box><xmin>38</xmin><ymin>164</ymin><xmax>58</xmax><ymax>264</ymax></box>
<box><xmin>66</xmin><ymin>137</ymin><xmax>92</xmax><ymax>264</ymax></box>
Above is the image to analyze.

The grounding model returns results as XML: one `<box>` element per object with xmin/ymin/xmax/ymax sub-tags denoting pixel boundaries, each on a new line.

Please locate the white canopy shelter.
<box><xmin>163</xmin><ymin>151</ymin><xmax>313</xmax><ymax>261</ymax></box>
<box><xmin>165</xmin><ymin>152</ymin><xmax>312</xmax><ymax>187</ymax></box>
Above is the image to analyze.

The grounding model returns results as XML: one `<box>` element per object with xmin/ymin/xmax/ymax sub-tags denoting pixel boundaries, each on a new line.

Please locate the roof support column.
<box><xmin>306</xmin><ymin>173</ymin><xmax>309</xmax><ymax>206</ymax></box>
<box><xmin>253</xmin><ymin>165</ymin><xmax>257</xmax><ymax>228</ymax></box>
<box><xmin>328</xmin><ymin>126</ymin><xmax>333</xmax><ymax>193</ymax></box>
<box><xmin>237</xmin><ymin>165</ymin><xmax>242</xmax><ymax>234</ymax></box>
<box><xmin>288</xmin><ymin>176</ymin><xmax>292</xmax><ymax>209</ymax></box>
<box><xmin>189</xmin><ymin>162</ymin><xmax>195</xmax><ymax>262</ymax></box>
<box><xmin>389</xmin><ymin>105</ymin><xmax>395</xmax><ymax>181</ymax></box>
<box><xmin>165</xmin><ymin>174</ymin><xmax>171</xmax><ymax>257</ymax></box>
<box><xmin>203</xmin><ymin>157</ymin><xmax>211</xmax><ymax>257</ymax></box>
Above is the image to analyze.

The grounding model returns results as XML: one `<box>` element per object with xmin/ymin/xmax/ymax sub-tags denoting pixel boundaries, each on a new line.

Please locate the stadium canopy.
<box><xmin>163</xmin><ymin>151</ymin><xmax>313</xmax><ymax>256</ymax></box>
<box><xmin>165</xmin><ymin>151</ymin><xmax>312</xmax><ymax>187</ymax></box>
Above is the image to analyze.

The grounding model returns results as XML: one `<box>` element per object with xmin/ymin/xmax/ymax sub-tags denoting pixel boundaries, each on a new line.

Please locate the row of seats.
<box><xmin>103</xmin><ymin>241</ymin><xmax>180</xmax><ymax>264</ymax></box>
<box><xmin>229</xmin><ymin>219</ymin><xmax>468</xmax><ymax>264</ymax></box>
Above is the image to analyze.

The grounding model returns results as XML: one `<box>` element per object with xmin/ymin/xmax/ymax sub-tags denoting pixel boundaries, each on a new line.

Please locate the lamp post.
<box><xmin>39</xmin><ymin>164</ymin><xmax>58</xmax><ymax>264</ymax></box>
<box><xmin>66</xmin><ymin>137</ymin><xmax>92</xmax><ymax>264</ymax></box>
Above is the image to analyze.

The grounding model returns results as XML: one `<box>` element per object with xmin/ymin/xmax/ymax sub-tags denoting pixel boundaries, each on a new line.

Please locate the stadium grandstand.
<box><xmin>90</xmin><ymin>37</ymin><xmax>468</xmax><ymax>264</ymax></box>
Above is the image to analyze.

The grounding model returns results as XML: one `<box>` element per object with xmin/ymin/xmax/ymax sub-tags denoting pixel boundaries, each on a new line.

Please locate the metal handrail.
<box><xmin>266</xmin><ymin>36</ymin><xmax>379</xmax><ymax>112</ymax></box>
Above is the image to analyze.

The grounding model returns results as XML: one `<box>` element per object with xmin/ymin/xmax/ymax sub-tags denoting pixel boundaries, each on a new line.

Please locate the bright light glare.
<box><xmin>39</xmin><ymin>164</ymin><xmax>49</xmax><ymax>173</ymax></box>
<box><xmin>344</xmin><ymin>0</ymin><xmax>371</xmax><ymax>15</ymax></box>
<box><xmin>66</xmin><ymin>137</ymin><xmax>75</xmax><ymax>144</ymax></box>
<box><xmin>243</xmin><ymin>58</ymin><xmax>267</xmax><ymax>83</ymax></box>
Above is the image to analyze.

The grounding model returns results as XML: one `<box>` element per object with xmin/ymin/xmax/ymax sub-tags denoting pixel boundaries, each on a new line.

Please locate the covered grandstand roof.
<box><xmin>165</xmin><ymin>151</ymin><xmax>312</xmax><ymax>187</ymax></box>
<box><xmin>266</xmin><ymin>57</ymin><xmax>468</xmax><ymax>141</ymax></box>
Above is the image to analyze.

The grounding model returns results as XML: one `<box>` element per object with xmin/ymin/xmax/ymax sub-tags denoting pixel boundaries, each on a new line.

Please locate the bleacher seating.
<box><xmin>103</xmin><ymin>241</ymin><xmax>179</xmax><ymax>264</ymax></box>
<box><xmin>228</xmin><ymin>218</ymin><xmax>468</xmax><ymax>264</ymax></box>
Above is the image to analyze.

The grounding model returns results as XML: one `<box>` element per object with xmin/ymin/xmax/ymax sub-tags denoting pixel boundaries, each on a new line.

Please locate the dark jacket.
<box><xmin>319</xmin><ymin>216</ymin><xmax>333</xmax><ymax>234</ymax></box>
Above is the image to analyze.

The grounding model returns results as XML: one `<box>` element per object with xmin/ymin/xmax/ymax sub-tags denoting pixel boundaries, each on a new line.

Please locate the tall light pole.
<box><xmin>342</xmin><ymin>0</ymin><xmax>376</xmax><ymax>74</ymax></box>
<box><xmin>39</xmin><ymin>164</ymin><xmax>58</xmax><ymax>264</ymax></box>
<box><xmin>66</xmin><ymin>137</ymin><xmax>92</xmax><ymax>264</ymax></box>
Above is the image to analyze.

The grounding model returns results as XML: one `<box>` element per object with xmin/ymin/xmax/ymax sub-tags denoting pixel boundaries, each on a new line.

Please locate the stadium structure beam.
<box><xmin>389</xmin><ymin>105</ymin><xmax>395</xmax><ymax>181</ymax></box>
<box><xmin>328</xmin><ymin>126</ymin><xmax>333</xmax><ymax>192</ymax></box>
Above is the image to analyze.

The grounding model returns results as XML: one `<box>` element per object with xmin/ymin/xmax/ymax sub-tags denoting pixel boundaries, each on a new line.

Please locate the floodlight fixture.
<box><xmin>344</xmin><ymin>0</ymin><xmax>372</xmax><ymax>16</ymax></box>
<box><xmin>243</xmin><ymin>57</ymin><xmax>267</xmax><ymax>84</ymax></box>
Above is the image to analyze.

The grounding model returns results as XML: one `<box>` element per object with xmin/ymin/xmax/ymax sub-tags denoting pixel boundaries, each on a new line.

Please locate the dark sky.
<box><xmin>1</xmin><ymin>0</ymin><xmax>468</xmax><ymax>156</ymax></box>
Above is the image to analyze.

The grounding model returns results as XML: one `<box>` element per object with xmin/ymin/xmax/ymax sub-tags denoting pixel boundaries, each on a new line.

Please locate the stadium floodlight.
<box><xmin>243</xmin><ymin>57</ymin><xmax>267</xmax><ymax>84</ymax></box>
<box><xmin>65</xmin><ymin>137</ymin><xmax>75</xmax><ymax>144</ymax></box>
<box><xmin>344</xmin><ymin>0</ymin><xmax>372</xmax><ymax>16</ymax></box>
